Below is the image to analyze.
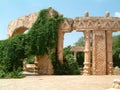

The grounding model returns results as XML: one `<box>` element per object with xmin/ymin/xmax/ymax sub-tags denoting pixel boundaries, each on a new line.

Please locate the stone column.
<box><xmin>34</xmin><ymin>55</ymin><xmax>54</xmax><ymax>75</ymax></box>
<box><xmin>58</xmin><ymin>29</ymin><xmax>64</xmax><ymax>64</ymax></box>
<box><xmin>34</xmin><ymin>56</ymin><xmax>39</xmax><ymax>74</ymax></box>
<box><xmin>83</xmin><ymin>31</ymin><xmax>91</xmax><ymax>75</ymax></box>
<box><xmin>92</xmin><ymin>30</ymin><xmax>107</xmax><ymax>75</ymax></box>
<box><xmin>23</xmin><ymin>60</ymin><xmax>27</xmax><ymax>71</ymax></box>
<box><xmin>73</xmin><ymin>51</ymin><xmax>77</xmax><ymax>60</ymax></box>
<box><xmin>106</xmin><ymin>31</ymin><xmax>113</xmax><ymax>75</ymax></box>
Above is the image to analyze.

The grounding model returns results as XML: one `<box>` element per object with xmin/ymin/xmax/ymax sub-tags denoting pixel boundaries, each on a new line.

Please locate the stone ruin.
<box><xmin>112</xmin><ymin>79</ymin><xmax>120</xmax><ymax>89</ymax></box>
<box><xmin>7</xmin><ymin>8</ymin><xmax>120</xmax><ymax>75</ymax></box>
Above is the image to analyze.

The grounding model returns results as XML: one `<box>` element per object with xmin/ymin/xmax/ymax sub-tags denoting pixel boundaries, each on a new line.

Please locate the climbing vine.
<box><xmin>0</xmin><ymin>8</ymin><xmax>79</xmax><ymax>78</ymax></box>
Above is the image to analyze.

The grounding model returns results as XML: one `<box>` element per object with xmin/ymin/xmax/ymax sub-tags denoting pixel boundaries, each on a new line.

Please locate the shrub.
<box><xmin>0</xmin><ymin>8</ymin><xmax>80</xmax><ymax>78</ymax></box>
<box><xmin>0</xmin><ymin>8</ymin><xmax>63</xmax><ymax>78</ymax></box>
<box><xmin>62</xmin><ymin>46</ymin><xmax>80</xmax><ymax>75</ymax></box>
<box><xmin>25</xmin><ymin>55</ymin><xmax>35</xmax><ymax>64</ymax></box>
<box><xmin>51</xmin><ymin>46</ymin><xmax>80</xmax><ymax>75</ymax></box>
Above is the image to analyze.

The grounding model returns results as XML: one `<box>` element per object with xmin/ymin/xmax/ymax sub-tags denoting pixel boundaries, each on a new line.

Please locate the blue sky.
<box><xmin>0</xmin><ymin>0</ymin><xmax>120</xmax><ymax>47</ymax></box>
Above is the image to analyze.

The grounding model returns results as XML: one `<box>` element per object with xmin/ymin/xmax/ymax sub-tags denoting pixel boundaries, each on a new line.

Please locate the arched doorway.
<box><xmin>10</xmin><ymin>27</ymin><xmax>36</xmax><ymax>72</ymax></box>
<box><xmin>11</xmin><ymin>27</ymin><xmax>28</xmax><ymax>36</ymax></box>
<box><xmin>64</xmin><ymin>31</ymin><xmax>84</xmax><ymax>74</ymax></box>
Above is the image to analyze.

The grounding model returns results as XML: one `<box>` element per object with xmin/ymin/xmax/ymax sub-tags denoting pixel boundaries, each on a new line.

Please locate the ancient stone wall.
<box><xmin>7</xmin><ymin>12</ymin><xmax>38</xmax><ymax>38</ymax></box>
<box><xmin>92</xmin><ymin>30</ymin><xmax>107</xmax><ymax>75</ymax></box>
<box><xmin>7</xmin><ymin>10</ymin><xmax>120</xmax><ymax>75</ymax></box>
<box><xmin>34</xmin><ymin>55</ymin><xmax>54</xmax><ymax>75</ymax></box>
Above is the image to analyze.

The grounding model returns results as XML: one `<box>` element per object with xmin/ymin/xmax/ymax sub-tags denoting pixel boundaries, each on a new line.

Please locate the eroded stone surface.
<box><xmin>7</xmin><ymin>10</ymin><xmax>120</xmax><ymax>75</ymax></box>
<box><xmin>35</xmin><ymin>55</ymin><xmax>54</xmax><ymax>75</ymax></box>
<box><xmin>7</xmin><ymin>12</ymin><xmax>38</xmax><ymax>38</ymax></box>
<box><xmin>92</xmin><ymin>30</ymin><xmax>107</xmax><ymax>75</ymax></box>
<box><xmin>112</xmin><ymin>79</ymin><xmax>120</xmax><ymax>89</ymax></box>
<box><xmin>73</xmin><ymin>17</ymin><xmax>120</xmax><ymax>31</ymax></box>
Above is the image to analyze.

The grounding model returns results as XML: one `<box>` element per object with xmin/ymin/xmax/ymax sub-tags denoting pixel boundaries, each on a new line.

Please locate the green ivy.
<box><xmin>0</xmin><ymin>8</ymin><xmax>80</xmax><ymax>78</ymax></box>
<box><xmin>0</xmin><ymin>8</ymin><xmax>63</xmax><ymax>78</ymax></box>
<box><xmin>51</xmin><ymin>46</ymin><xmax>80</xmax><ymax>75</ymax></box>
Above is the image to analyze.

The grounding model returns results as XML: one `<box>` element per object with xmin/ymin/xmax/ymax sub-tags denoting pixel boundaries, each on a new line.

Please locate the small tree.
<box><xmin>74</xmin><ymin>36</ymin><xmax>84</xmax><ymax>46</ymax></box>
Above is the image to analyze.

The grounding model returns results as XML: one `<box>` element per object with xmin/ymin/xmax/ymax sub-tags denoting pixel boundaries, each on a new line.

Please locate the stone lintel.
<box><xmin>59</xmin><ymin>18</ymin><xmax>73</xmax><ymax>33</ymax></box>
<box><xmin>71</xmin><ymin>46</ymin><xmax>84</xmax><ymax>52</ymax></box>
<box><xmin>75</xmin><ymin>28</ymin><xmax>119</xmax><ymax>32</ymax></box>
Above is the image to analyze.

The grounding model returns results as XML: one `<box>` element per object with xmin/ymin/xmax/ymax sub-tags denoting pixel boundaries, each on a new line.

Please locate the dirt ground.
<box><xmin>0</xmin><ymin>72</ymin><xmax>120</xmax><ymax>90</ymax></box>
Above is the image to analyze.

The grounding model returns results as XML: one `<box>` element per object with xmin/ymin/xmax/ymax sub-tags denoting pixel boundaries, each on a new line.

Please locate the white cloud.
<box><xmin>115</xmin><ymin>12</ymin><xmax>120</xmax><ymax>17</ymax></box>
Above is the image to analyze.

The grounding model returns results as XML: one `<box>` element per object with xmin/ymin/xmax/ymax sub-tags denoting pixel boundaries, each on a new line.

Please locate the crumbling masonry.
<box><xmin>7</xmin><ymin>8</ymin><xmax>120</xmax><ymax>75</ymax></box>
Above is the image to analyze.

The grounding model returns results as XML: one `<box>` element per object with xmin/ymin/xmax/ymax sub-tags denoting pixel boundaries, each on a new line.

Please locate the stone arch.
<box><xmin>7</xmin><ymin>12</ymin><xmax>38</xmax><ymax>38</ymax></box>
<box><xmin>58</xmin><ymin>12</ymin><xmax>120</xmax><ymax>75</ymax></box>
<box><xmin>7</xmin><ymin>9</ymin><xmax>120</xmax><ymax>75</ymax></box>
<box><xmin>7</xmin><ymin>8</ymin><xmax>57</xmax><ymax>75</ymax></box>
<box><xmin>12</xmin><ymin>27</ymin><xmax>28</xmax><ymax>36</ymax></box>
<box><xmin>7</xmin><ymin>13</ymin><xmax>39</xmax><ymax>74</ymax></box>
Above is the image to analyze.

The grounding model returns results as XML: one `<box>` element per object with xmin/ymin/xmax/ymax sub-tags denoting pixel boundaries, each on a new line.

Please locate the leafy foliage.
<box><xmin>113</xmin><ymin>35</ymin><xmax>120</xmax><ymax>67</ymax></box>
<box><xmin>74</xmin><ymin>37</ymin><xmax>85</xmax><ymax>67</ymax></box>
<box><xmin>63</xmin><ymin>46</ymin><xmax>80</xmax><ymax>75</ymax></box>
<box><xmin>0</xmin><ymin>8</ymin><xmax>63</xmax><ymax>78</ymax></box>
<box><xmin>76</xmin><ymin>52</ymin><xmax>84</xmax><ymax>67</ymax></box>
<box><xmin>0</xmin><ymin>8</ymin><xmax>80</xmax><ymax>78</ymax></box>
<box><xmin>74</xmin><ymin>36</ymin><xmax>84</xmax><ymax>46</ymax></box>
<box><xmin>51</xmin><ymin>46</ymin><xmax>80</xmax><ymax>75</ymax></box>
<box><xmin>0</xmin><ymin>33</ymin><xmax>27</xmax><ymax>78</ymax></box>
<box><xmin>75</xmin><ymin>34</ymin><xmax>120</xmax><ymax>67</ymax></box>
<box><xmin>25</xmin><ymin>55</ymin><xmax>35</xmax><ymax>64</ymax></box>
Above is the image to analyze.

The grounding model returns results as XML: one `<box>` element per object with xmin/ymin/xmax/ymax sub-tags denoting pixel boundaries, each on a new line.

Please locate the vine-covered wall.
<box><xmin>0</xmin><ymin>8</ymin><xmax>80</xmax><ymax>78</ymax></box>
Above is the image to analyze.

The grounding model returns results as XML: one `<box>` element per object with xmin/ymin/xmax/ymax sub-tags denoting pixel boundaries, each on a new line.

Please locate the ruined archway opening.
<box><xmin>12</xmin><ymin>27</ymin><xmax>35</xmax><ymax>73</ymax></box>
<box><xmin>76</xmin><ymin>52</ymin><xmax>84</xmax><ymax>74</ymax></box>
<box><xmin>23</xmin><ymin>29</ymin><xmax>36</xmax><ymax>73</ymax></box>
<box><xmin>64</xmin><ymin>30</ymin><xmax>84</xmax><ymax>47</ymax></box>
<box><xmin>112</xmin><ymin>31</ymin><xmax>120</xmax><ymax>75</ymax></box>
<box><xmin>12</xmin><ymin>27</ymin><xmax>28</xmax><ymax>37</ymax></box>
<box><xmin>24</xmin><ymin>29</ymin><xmax>29</xmax><ymax>34</ymax></box>
<box><xmin>64</xmin><ymin>30</ymin><xmax>84</xmax><ymax>74</ymax></box>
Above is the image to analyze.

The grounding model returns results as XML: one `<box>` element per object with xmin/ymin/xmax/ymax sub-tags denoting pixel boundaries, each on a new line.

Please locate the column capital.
<box><xmin>84</xmin><ymin>30</ymin><xmax>91</xmax><ymax>34</ymax></box>
<box><xmin>107</xmin><ymin>30</ymin><xmax>112</xmax><ymax>34</ymax></box>
<box><xmin>84</xmin><ymin>50</ymin><xmax>91</xmax><ymax>53</ymax></box>
<box><xmin>84</xmin><ymin>62</ymin><xmax>91</xmax><ymax>65</ymax></box>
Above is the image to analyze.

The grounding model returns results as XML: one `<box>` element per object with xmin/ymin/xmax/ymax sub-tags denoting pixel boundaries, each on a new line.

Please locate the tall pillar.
<box><xmin>106</xmin><ymin>31</ymin><xmax>113</xmax><ymax>75</ymax></box>
<box><xmin>58</xmin><ymin>29</ymin><xmax>64</xmax><ymax>64</ymax></box>
<box><xmin>34</xmin><ymin>55</ymin><xmax>54</xmax><ymax>75</ymax></box>
<box><xmin>83</xmin><ymin>31</ymin><xmax>91</xmax><ymax>75</ymax></box>
<box><xmin>73</xmin><ymin>51</ymin><xmax>77</xmax><ymax>60</ymax></box>
<box><xmin>34</xmin><ymin>56</ymin><xmax>39</xmax><ymax>74</ymax></box>
<box><xmin>92</xmin><ymin>30</ymin><xmax>107</xmax><ymax>75</ymax></box>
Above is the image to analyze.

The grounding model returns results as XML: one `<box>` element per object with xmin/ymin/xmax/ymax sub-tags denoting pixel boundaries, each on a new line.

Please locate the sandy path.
<box><xmin>0</xmin><ymin>74</ymin><xmax>120</xmax><ymax>90</ymax></box>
